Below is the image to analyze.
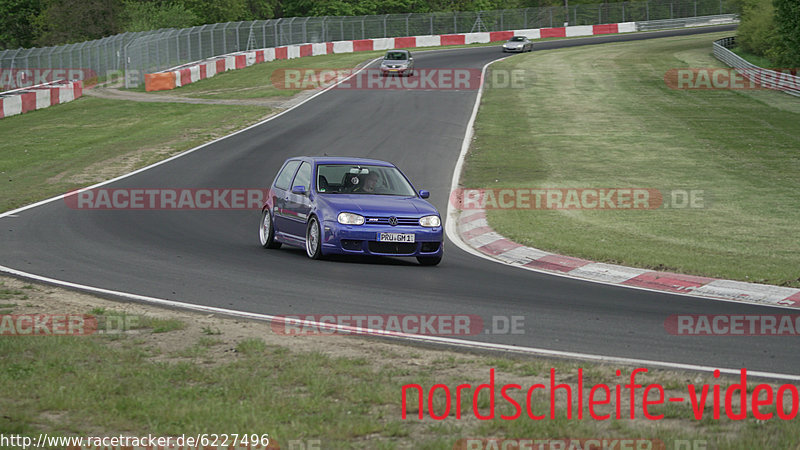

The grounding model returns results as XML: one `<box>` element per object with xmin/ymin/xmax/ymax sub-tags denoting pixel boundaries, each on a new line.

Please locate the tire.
<box><xmin>416</xmin><ymin>255</ymin><xmax>442</xmax><ymax>266</ymax></box>
<box><xmin>305</xmin><ymin>216</ymin><xmax>323</xmax><ymax>259</ymax></box>
<box><xmin>259</xmin><ymin>209</ymin><xmax>281</xmax><ymax>249</ymax></box>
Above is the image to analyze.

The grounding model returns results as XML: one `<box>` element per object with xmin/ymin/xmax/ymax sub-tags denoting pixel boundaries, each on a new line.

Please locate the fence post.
<box><xmin>454</xmin><ymin>12</ymin><xmax>457</xmax><ymax>34</ymax></box>
<box><xmin>646</xmin><ymin>1</ymin><xmax>650</xmax><ymax>21</ymax></box>
<box><xmin>198</xmin><ymin>26</ymin><xmax>203</xmax><ymax>59</ymax></box>
<box><xmin>235</xmin><ymin>23</ymin><xmax>241</xmax><ymax>51</ymax></box>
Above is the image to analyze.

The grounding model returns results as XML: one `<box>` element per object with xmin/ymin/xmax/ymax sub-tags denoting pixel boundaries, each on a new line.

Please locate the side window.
<box><xmin>274</xmin><ymin>160</ymin><xmax>301</xmax><ymax>190</ymax></box>
<box><xmin>291</xmin><ymin>162</ymin><xmax>312</xmax><ymax>192</ymax></box>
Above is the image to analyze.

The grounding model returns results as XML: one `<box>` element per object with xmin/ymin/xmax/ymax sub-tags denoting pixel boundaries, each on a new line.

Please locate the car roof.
<box><xmin>290</xmin><ymin>156</ymin><xmax>396</xmax><ymax>167</ymax></box>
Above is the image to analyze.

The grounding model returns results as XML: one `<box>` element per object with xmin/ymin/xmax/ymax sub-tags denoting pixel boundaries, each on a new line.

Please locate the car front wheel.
<box><xmin>259</xmin><ymin>209</ymin><xmax>281</xmax><ymax>249</ymax></box>
<box><xmin>305</xmin><ymin>216</ymin><xmax>323</xmax><ymax>259</ymax></box>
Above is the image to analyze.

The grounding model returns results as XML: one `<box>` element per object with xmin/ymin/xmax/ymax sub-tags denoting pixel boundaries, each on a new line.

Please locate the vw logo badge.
<box><xmin>389</xmin><ymin>216</ymin><xmax>398</xmax><ymax>226</ymax></box>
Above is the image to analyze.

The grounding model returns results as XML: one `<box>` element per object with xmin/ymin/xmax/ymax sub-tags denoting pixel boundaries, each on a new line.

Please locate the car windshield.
<box><xmin>509</xmin><ymin>37</ymin><xmax>525</xmax><ymax>42</ymax></box>
<box><xmin>384</xmin><ymin>51</ymin><xmax>408</xmax><ymax>61</ymax></box>
<box><xmin>316</xmin><ymin>164</ymin><xmax>417</xmax><ymax>196</ymax></box>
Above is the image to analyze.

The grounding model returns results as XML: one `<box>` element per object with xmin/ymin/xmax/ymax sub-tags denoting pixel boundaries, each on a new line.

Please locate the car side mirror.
<box><xmin>292</xmin><ymin>185</ymin><xmax>307</xmax><ymax>195</ymax></box>
<box><xmin>418</xmin><ymin>190</ymin><xmax>430</xmax><ymax>199</ymax></box>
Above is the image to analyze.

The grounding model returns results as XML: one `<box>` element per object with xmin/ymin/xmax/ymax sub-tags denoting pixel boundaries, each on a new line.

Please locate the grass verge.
<box><xmin>462</xmin><ymin>31</ymin><xmax>800</xmax><ymax>287</ymax></box>
<box><xmin>0</xmin><ymin>98</ymin><xmax>272</xmax><ymax>213</ymax></box>
<box><xmin>1</xmin><ymin>276</ymin><xmax>798</xmax><ymax>449</ymax></box>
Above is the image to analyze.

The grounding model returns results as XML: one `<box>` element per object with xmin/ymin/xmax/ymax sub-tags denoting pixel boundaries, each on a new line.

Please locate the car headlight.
<box><xmin>419</xmin><ymin>215</ymin><xmax>441</xmax><ymax>227</ymax></box>
<box><xmin>338</xmin><ymin>212</ymin><xmax>365</xmax><ymax>225</ymax></box>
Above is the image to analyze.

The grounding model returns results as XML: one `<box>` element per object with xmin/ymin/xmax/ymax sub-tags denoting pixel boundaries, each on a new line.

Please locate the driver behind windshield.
<box><xmin>352</xmin><ymin>172</ymin><xmax>379</xmax><ymax>193</ymax></box>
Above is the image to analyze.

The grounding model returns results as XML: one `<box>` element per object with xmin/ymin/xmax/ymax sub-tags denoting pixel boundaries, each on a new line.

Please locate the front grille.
<box><xmin>364</xmin><ymin>216</ymin><xmax>419</xmax><ymax>226</ymax></box>
<box><xmin>368</xmin><ymin>241</ymin><xmax>417</xmax><ymax>255</ymax></box>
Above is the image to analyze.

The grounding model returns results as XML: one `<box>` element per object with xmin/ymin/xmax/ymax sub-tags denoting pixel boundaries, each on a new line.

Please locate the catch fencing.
<box><xmin>0</xmin><ymin>0</ymin><xmax>738</xmax><ymax>89</ymax></box>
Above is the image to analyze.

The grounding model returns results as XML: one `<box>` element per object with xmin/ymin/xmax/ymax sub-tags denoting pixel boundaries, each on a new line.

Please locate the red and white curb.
<box><xmin>457</xmin><ymin>210</ymin><xmax>800</xmax><ymax>308</ymax></box>
<box><xmin>145</xmin><ymin>22</ymin><xmax>638</xmax><ymax>91</ymax></box>
<box><xmin>0</xmin><ymin>80</ymin><xmax>83</xmax><ymax>119</ymax></box>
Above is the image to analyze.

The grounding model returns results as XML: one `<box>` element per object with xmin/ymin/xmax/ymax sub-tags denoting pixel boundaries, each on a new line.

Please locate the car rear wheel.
<box><xmin>305</xmin><ymin>216</ymin><xmax>322</xmax><ymax>259</ymax></box>
<box><xmin>259</xmin><ymin>209</ymin><xmax>281</xmax><ymax>249</ymax></box>
<box><xmin>416</xmin><ymin>255</ymin><xmax>442</xmax><ymax>266</ymax></box>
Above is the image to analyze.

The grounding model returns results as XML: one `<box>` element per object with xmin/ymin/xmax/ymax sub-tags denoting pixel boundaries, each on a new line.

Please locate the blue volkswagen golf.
<box><xmin>259</xmin><ymin>157</ymin><xmax>443</xmax><ymax>265</ymax></box>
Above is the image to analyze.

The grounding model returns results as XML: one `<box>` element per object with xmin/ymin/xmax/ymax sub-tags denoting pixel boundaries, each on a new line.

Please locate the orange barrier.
<box><xmin>145</xmin><ymin>72</ymin><xmax>176</xmax><ymax>91</ymax></box>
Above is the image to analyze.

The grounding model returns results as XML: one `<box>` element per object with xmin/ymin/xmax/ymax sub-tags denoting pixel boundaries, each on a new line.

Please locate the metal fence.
<box><xmin>637</xmin><ymin>13</ymin><xmax>737</xmax><ymax>30</ymax></box>
<box><xmin>713</xmin><ymin>37</ymin><xmax>800</xmax><ymax>97</ymax></box>
<box><xmin>1</xmin><ymin>0</ymin><xmax>738</xmax><ymax>89</ymax></box>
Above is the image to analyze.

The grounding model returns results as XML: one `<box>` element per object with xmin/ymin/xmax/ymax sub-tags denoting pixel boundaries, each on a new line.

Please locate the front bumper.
<box><xmin>502</xmin><ymin>47</ymin><xmax>524</xmax><ymax>52</ymax></box>
<box><xmin>321</xmin><ymin>221</ymin><xmax>443</xmax><ymax>257</ymax></box>
<box><xmin>380</xmin><ymin>67</ymin><xmax>409</xmax><ymax>75</ymax></box>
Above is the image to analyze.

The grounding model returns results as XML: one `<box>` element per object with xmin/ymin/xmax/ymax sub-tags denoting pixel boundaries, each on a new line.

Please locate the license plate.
<box><xmin>378</xmin><ymin>233</ymin><xmax>415</xmax><ymax>243</ymax></box>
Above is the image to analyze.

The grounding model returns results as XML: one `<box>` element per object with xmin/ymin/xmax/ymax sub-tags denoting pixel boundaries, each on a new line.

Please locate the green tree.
<box><xmin>0</xmin><ymin>0</ymin><xmax>43</xmax><ymax>49</ymax></box>
<box><xmin>34</xmin><ymin>0</ymin><xmax>122</xmax><ymax>46</ymax></box>
<box><xmin>122</xmin><ymin>1</ymin><xmax>200</xmax><ymax>31</ymax></box>
<box><xmin>243</xmin><ymin>0</ymin><xmax>281</xmax><ymax>19</ymax></box>
<box><xmin>771</xmin><ymin>0</ymin><xmax>800</xmax><ymax>66</ymax></box>
<box><xmin>735</xmin><ymin>0</ymin><xmax>777</xmax><ymax>59</ymax></box>
<box><xmin>184</xmin><ymin>0</ymin><xmax>248</xmax><ymax>23</ymax></box>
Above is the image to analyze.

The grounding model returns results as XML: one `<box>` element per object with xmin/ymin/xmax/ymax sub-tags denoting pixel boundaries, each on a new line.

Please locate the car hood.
<box><xmin>382</xmin><ymin>60</ymin><xmax>408</xmax><ymax>65</ymax></box>
<box><xmin>318</xmin><ymin>194</ymin><xmax>438</xmax><ymax>216</ymax></box>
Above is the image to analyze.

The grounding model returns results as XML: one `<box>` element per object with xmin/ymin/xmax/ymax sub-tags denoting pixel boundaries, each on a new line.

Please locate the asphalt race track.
<box><xmin>5</xmin><ymin>24</ymin><xmax>798</xmax><ymax>377</ymax></box>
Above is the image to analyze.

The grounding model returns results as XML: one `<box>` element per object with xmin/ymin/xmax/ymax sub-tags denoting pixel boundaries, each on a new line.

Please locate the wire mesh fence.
<box><xmin>1</xmin><ymin>0</ymin><xmax>738</xmax><ymax>89</ymax></box>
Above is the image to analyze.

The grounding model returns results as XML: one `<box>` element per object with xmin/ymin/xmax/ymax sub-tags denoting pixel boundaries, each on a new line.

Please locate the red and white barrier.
<box><xmin>145</xmin><ymin>22</ymin><xmax>637</xmax><ymax>91</ymax></box>
<box><xmin>0</xmin><ymin>80</ymin><xmax>83</xmax><ymax>119</ymax></box>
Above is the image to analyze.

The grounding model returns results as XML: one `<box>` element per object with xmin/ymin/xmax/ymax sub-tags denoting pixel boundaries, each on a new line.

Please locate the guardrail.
<box><xmin>637</xmin><ymin>13</ymin><xmax>737</xmax><ymax>31</ymax></box>
<box><xmin>713</xmin><ymin>36</ymin><xmax>800</xmax><ymax>97</ymax></box>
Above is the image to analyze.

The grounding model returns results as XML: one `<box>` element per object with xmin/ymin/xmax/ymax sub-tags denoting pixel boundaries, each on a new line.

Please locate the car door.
<box><xmin>272</xmin><ymin>159</ymin><xmax>301</xmax><ymax>236</ymax></box>
<box><xmin>283</xmin><ymin>161</ymin><xmax>313</xmax><ymax>238</ymax></box>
